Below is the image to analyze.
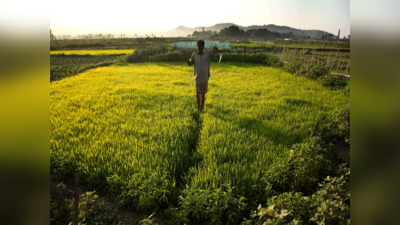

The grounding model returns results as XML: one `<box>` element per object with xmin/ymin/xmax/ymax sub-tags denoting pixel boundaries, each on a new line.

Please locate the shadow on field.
<box><xmin>209</xmin><ymin>104</ymin><xmax>309</xmax><ymax>148</ymax></box>
<box><xmin>282</xmin><ymin>97</ymin><xmax>312</xmax><ymax>106</ymax></box>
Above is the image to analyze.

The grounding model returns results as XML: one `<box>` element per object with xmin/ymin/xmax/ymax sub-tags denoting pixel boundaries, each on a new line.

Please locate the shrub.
<box><xmin>310</xmin><ymin>167</ymin><xmax>350</xmax><ymax>225</ymax></box>
<box><xmin>284</xmin><ymin>61</ymin><xmax>301</xmax><ymax>75</ymax></box>
<box><xmin>268</xmin><ymin>54</ymin><xmax>284</xmax><ymax>68</ymax></box>
<box><xmin>263</xmin><ymin>137</ymin><xmax>331</xmax><ymax>195</ymax></box>
<box><xmin>289</xmin><ymin>137</ymin><xmax>332</xmax><ymax>194</ymax></box>
<box><xmin>248</xmin><ymin>192</ymin><xmax>312</xmax><ymax>225</ymax></box>
<box><xmin>167</xmin><ymin>184</ymin><xmax>247</xmax><ymax>225</ymax></box>
<box><xmin>326</xmin><ymin>103</ymin><xmax>350</xmax><ymax>145</ymax></box>
<box><xmin>297</xmin><ymin>64</ymin><xmax>329</xmax><ymax>79</ymax></box>
<box><xmin>108</xmin><ymin>172</ymin><xmax>172</xmax><ymax>213</ymax></box>
<box><xmin>125</xmin><ymin>51</ymin><xmax>147</xmax><ymax>63</ymax></box>
<box><xmin>246</xmin><ymin>167</ymin><xmax>350</xmax><ymax>225</ymax></box>
<box><xmin>319</xmin><ymin>74</ymin><xmax>349</xmax><ymax>89</ymax></box>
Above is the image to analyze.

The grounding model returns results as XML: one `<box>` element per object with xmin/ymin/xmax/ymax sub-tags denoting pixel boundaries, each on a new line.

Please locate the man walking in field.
<box><xmin>182</xmin><ymin>40</ymin><xmax>219</xmax><ymax>113</ymax></box>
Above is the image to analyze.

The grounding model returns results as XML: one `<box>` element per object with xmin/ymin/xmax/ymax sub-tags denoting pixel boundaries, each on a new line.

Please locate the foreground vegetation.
<box><xmin>51</xmin><ymin>58</ymin><xmax>350</xmax><ymax>224</ymax></box>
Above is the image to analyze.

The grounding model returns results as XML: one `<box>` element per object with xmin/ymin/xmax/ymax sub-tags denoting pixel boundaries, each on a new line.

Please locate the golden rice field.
<box><xmin>50</xmin><ymin>49</ymin><xmax>135</xmax><ymax>55</ymax></box>
<box><xmin>50</xmin><ymin>62</ymin><xmax>348</xmax><ymax>217</ymax></box>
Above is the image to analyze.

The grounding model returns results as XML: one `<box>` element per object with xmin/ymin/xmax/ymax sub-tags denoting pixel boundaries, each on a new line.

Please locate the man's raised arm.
<box><xmin>211</xmin><ymin>46</ymin><xmax>221</xmax><ymax>57</ymax></box>
<box><xmin>182</xmin><ymin>50</ymin><xmax>194</xmax><ymax>66</ymax></box>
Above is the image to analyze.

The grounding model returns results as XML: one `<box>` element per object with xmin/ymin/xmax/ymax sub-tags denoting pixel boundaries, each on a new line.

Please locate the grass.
<box><xmin>50</xmin><ymin>49</ymin><xmax>135</xmax><ymax>55</ymax></box>
<box><xmin>50</xmin><ymin>62</ymin><xmax>348</xmax><ymax>217</ymax></box>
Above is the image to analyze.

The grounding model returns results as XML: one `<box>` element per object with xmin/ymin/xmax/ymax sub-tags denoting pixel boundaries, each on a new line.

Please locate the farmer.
<box><xmin>182</xmin><ymin>40</ymin><xmax>219</xmax><ymax>112</ymax></box>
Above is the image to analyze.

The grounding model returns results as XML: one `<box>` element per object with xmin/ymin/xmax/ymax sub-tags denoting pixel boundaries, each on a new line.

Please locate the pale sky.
<box><xmin>50</xmin><ymin>0</ymin><xmax>350</xmax><ymax>36</ymax></box>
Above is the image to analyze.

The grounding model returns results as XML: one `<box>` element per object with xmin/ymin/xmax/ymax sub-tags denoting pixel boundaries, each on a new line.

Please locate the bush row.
<box><xmin>245</xmin><ymin>166</ymin><xmax>350</xmax><ymax>225</ymax></box>
<box><xmin>125</xmin><ymin>50</ymin><xmax>284</xmax><ymax>67</ymax></box>
<box><xmin>282</xmin><ymin>61</ymin><xmax>349</xmax><ymax>89</ymax></box>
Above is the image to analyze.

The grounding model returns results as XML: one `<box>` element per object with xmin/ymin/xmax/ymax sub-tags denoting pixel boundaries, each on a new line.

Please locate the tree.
<box><xmin>220</xmin><ymin>26</ymin><xmax>243</xmax><ymax>36</ymax></box>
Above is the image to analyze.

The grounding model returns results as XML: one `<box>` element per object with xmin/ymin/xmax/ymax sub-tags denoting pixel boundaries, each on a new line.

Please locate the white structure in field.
<box><xmin>172</xmin><ymin>39</ymin><xmax>232</xmax><ymax>50</ymax></box>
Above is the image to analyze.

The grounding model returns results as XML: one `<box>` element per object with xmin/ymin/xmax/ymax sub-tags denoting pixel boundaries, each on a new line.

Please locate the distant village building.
<box><xmin>321</xmin><ymin>34</ymin><xmax>336</xmax><ymax>39</ymax></box>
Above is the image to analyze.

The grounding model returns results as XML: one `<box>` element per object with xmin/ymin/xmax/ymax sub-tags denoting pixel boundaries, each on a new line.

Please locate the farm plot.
<box><xmin>50</xmin><ymin>62</ymin><xmax>348</xmax><ymax>214</ymax></box>
<box><xmin>50</xmin><ymin>55</ymin><xmax>124</xmax><ymax>81</ymax></box>
<box><xmin>186</xmin><ymin>63</ymin><xmax>348</xmax><ymax>202</ymax></box>
<box><xmin>50</xmin><ymin>49</ymin><xmax>135</xmax><ymax>55</ymax></box>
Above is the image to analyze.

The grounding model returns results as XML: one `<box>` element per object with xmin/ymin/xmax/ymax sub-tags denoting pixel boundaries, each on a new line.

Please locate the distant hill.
<box><xmin>50</xmin><ymin>23</ymin><xmax>333</xmax><ymax>38</ymax></box>
<box><xmin>161</xmin><ymin>23</ymin><xmax>333</xmax><ymax>38</ymax></box>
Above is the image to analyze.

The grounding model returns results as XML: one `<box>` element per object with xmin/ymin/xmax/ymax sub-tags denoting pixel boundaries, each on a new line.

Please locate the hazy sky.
<box><xmin>50</xmin><ymin>0</ymin><xmax>350</xmax><ymax>36</ymax></box>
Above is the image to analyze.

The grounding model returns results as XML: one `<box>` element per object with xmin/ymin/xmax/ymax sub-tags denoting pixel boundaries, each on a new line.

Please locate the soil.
<box><xmin>50</xmin><ymin>181</ymin><xmax>168</xmax><ymax>225</ymax></box>
<box><xmin>329</xmin><ymin>138</ymin><xmax>350</xmax><ymax>169</ymax></box>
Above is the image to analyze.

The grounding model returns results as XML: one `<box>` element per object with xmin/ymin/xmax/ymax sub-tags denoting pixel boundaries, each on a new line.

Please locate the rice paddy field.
<box><xmin>50</xmin><ymin>49</ymin><xmax>135</xmax><ymax>55</ymax></box>
<box><xmin>50</xmin><ymin>62</ymin><xmax>348</xmax><ymax>209</ymax></box>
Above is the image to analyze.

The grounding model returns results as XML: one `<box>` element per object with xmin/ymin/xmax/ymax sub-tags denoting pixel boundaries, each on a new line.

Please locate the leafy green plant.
<box><xmin>263</xmin><ymin>137</ymin><xmax>331</xmax><ymax>195</ymax></box>
<box><xmin>167</xmin><ymin>184</ymin><xmax>247</xmax><ymax>225</ymax></box>
<box><xmin>284</xmin><ymin>61</ymin><xmax>301</xmax><ymax>75</ymax></box>
<box><xmin>249</xmin><ymin>192</ymin><xmax>311</xmax><ymax>225</ymax></box>
<box><xmin>139</xmin><ymin>212</ymin><xmax>156</xmax><ymax>225</ymax></box>
<box><xmin>318</xmin><ymin>74</ymin><xmax>349</xmax><ymax>89</ymax></box>
<box><xmin>325</xmin><ymin>103</ymin><xmax>350</xmax><ymax>145</ymax></box>
<box><xmin>108</xmin><ymin>172</ymin><xmax>172</xmax><ymax>213</ymax></box>
<box><xmin>247</xmin><ymin>167</ymin><xmax>350</xmax><ymax>225</ymax></box>
<box><xmin>297</xmin><ymin>64</ymin><xmax>329</xmax><ymax>79</ymax></box>
<box><xmin>310</xmin><ymin>167</ymin><xmax>350</xmax><ymax>225</ymax></box>
<box><xmin>268</xmin><ymin>54</ymin><xmax>284</xmax><ymax>68</ymax></box>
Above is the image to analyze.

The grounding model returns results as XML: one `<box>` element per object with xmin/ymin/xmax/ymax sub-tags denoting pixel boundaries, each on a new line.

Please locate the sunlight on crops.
<box><xmin>50</xmin><ymin>49</ymin><xmax>135</xmax><ymax>55</ymax></box>
<box><xmin>50</xmin><ymin>62</ymin><xmax>348</xmax><ymax>207</ymax></box>
<box><xmin>185</xmin><ymin>63</ymin><xmax>348</xmax><ymax>200</ymax></box>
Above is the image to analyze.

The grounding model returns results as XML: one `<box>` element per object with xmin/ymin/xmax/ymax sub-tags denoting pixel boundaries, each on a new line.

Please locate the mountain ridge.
<box><xmin>51</xmin><ymin>23</ymin><xmax>333</xmax><ymax>38</ymax></box>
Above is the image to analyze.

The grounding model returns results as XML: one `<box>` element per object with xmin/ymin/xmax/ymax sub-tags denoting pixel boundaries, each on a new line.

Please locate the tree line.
<box><xmin>190</xmin><ymin>26</ymin><xmax>310</xmax><ymax>39</ymax></box>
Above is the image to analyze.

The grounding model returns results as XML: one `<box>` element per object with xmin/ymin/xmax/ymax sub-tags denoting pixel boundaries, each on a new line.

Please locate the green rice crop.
<box><xmin>185</xmin><ymin>63</ymin><xmax>348</xmax><ymax>202</ymax></box>
<box><xmin>50</xmin><ymin>63</ymin><xmax>200</xmax><ymax>206</ymax></box>
<box><xmin>50</xmin><ymin>62</ymin><xmax>348</xmax><ymax>211</ymax></box>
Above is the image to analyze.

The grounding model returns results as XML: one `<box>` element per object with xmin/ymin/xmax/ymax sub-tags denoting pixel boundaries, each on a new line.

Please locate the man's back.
<box><xmin>190</xmin><ymin>50</ymin><xmax>216</xmax><ymax>84</ymax></box>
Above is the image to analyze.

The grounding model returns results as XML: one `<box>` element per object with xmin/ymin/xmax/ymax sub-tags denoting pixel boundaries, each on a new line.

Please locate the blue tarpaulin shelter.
<box><xmin>172</xmin><ymin>39</ymin><xmax>232</xmax><ymax>50</ymax></box>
